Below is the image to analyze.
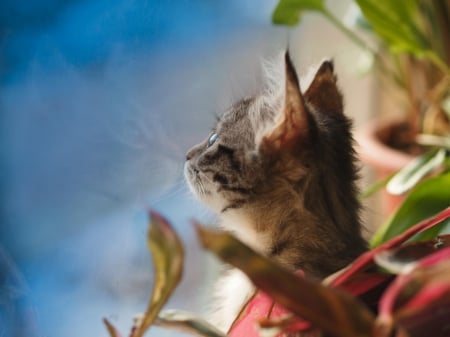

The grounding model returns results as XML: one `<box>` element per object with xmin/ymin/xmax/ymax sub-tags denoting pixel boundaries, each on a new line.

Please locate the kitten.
<box><xmin>184</xmin><ymin>52</ymin><xmax>367</xmax><ymax>332</ymax></box>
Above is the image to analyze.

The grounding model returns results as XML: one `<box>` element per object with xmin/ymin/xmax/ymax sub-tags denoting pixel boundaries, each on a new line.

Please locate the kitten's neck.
<box><xmin>219</xmin><ymin>211</ymin><xmax>272</xmax><ymax>255</ymax></box>
<box><xmin>219</xmin><ymin>182</ymin><xmax>366</xmax><ymax>279</ymax></box>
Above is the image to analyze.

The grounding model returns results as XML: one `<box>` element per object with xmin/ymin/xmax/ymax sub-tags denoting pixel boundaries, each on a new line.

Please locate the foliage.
<box><xmin>103</xmin><ymin>211</ymin><xmax>185</xmax><ymax>337</ymax></box>
<box><xmin>105</xmin><ymin>208</ymin><xmax>450</xmax><ymax>337</ymax></box>
<box><xmin>272</xmin><ymin>0</ymin><xmax>450</xmax><ymax>139</ymax></box>
<box><xmin>385</xmin><ymin>148</ymin><xmax>446</xmax><ymax>195</ymax></box>
<box><xmin>371</xmin><ymin>172</ymin><xmax>450</xmax><ymax>247</ymax></box>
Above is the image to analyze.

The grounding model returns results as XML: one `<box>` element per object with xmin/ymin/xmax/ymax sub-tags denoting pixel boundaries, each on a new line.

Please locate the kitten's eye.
<box><xmin>207</xmin><ymin>133</ymin><xmax>218</xmax><ymax>148</ymax></box>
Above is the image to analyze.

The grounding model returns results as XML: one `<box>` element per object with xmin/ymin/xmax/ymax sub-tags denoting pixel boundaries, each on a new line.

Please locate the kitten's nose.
<box><xmin>186</xmin><ymin>145</ymin><xmax>202</xmax><ymax>161</ymax></box>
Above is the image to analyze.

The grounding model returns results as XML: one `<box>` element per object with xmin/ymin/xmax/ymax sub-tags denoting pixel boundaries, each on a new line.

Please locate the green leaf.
<box><xmin>360</xmin><ymin>173</ymin><xmax>394</xmax><ymax>199</ymax></box>
<box><xmin>155</xmin><ymin>310</ymin><xmax>228</xmax><ymax>337</ymax></box>
<box><xmin>272</xmin><ymin>0</ymin><xmax>325</xmax><ymax>26</ymax></box>
<box><xmin>196</xmin><ymin>224</ymin><xmax>375</xmax><ymax>337</ymax></box>
<box><xmin>354</xmin><ymin>0</ymin><xmax>429</xmax><ymax>57</ymax></box>
<box><xmin>371</xmin><ymin>172</ymin><xmax>450</xmax><ymax>247</ymax></box>
<box><xmin>131</xmin><ymin>211</ymin><xmax>184</xmax><ymax>337</ymax></box>
<box><xmin>386</xmin><ymin>148</ymin><xmax>446</xmax><ymax>195</ymax></box>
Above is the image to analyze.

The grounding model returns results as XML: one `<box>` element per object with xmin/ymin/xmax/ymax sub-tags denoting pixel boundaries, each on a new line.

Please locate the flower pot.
<box><xmin>356</xmin><ymin>119</ymin><xmax>415</xmax><ymax>218</ymax></box>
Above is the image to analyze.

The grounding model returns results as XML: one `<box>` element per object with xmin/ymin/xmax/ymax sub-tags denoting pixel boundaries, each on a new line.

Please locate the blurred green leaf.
<box><xmin>386</xmin><ymin>148</ymin><xmax>446</xmax><ymax>195</ymax></box>
<box><xmin>371</xmin><ymin>173</ymin><xmax>450</xmax><ymax>247</ymax></box>
<box><xmin>355</xmin><ymin>0</ymin><xmax>429</xmax><ymax>57</ymax></box>
<box><xmin>360</xmin><ymin>173</ymin><xmax>394</xmax><ymax>199</ymax></box>
<box><xmin>272</xmin><ymin>0</ymin><xmax>325</xmax><ymax>26</ymax></box>
<box><xmin>131</xmin><ymin>211</ymin><xmax>184</xmax><ymax>337</ymax></box>
<box><xmin>196</xmin><ymin>224</ymin><xmax>374</xmax><ymax>337</ymax></box>
<box><xmin>155</xmin><ymin>310</ymin><xmax>228</xmax><ymax>337</ymax></box>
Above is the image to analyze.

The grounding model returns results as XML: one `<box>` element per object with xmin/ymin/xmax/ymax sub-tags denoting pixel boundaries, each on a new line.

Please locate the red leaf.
<box><xmin>196</xmin><ymin>224</ymin><xmax>375</xmax><ymax>337</ymax></box>
<box><xmin>377</xmin><ymin>249</ymin><xmax>450</xmax><ymax>337</ymax></box>
<box><xmin>336</xmin><ymin>270</ymin><xmax>392</xmax><ymax>297</ymax></box>
<box><xmin>330</xmin><ymin>207</ymin><xmax>450</xmax><ymax>288</ymax></box>
<box><xmin>374</xmin><ymin>235</ymin><xmax>450</xmax><ymax>274</ymax></box>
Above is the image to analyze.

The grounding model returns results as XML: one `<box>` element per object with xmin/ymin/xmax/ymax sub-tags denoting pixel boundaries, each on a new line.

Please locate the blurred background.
<box><xmin>0</xmin><ymin>1</ymin><xmax>376</xmax><ymax>336</ymax></box>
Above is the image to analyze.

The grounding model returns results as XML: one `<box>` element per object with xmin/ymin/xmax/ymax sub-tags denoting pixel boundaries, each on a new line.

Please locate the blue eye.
<box><xmin>207</xmin><ymin>133</ymin><xmax>218</xmax><ymax>147</ymax></box>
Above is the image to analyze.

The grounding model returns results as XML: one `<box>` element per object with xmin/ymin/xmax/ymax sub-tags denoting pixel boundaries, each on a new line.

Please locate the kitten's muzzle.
<box><xmin>186</xmin><ymin>148</ymin><xmax>198</xmax><ymax>161</ymax></box>
<box><xmin>186</xmin><ymin>151</ymin><xmax>194</xmax><ymax>161</ymax></box>
<box><xmin>184</xmin><ymin>162</ymin><xmax>198</xmax><ymax>182</ymax></box>
<box><xmin>185</xmin><ymin>144</ymin><xmax>204</xmax><ymax>161</ymax></box>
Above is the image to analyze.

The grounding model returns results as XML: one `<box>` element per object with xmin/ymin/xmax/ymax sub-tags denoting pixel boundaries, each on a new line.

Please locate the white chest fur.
<box><xmin>209</xmin><ymin>268</ymin><xmax>255</xmax><ymax>333</ymax></box>
<box><xmin>220</xmin><ymin>211</ymin><xmax>271</xmax><ymax>254</ymax></box>
<box><xmin>208</xmin><ymin>211</ymin><xmax>271</xmax><ymax>332</ymax></box>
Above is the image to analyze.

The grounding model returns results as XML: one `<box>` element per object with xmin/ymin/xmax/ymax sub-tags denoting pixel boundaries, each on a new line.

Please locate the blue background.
<box><xmin>0</xmin><ymin>1</ymin><xmax>288</xmax><ymax>336</ymax></box>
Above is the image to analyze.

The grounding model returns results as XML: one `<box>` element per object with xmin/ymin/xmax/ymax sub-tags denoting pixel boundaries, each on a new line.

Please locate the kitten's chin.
<box><xmin>184</xmin><ymin>162</ymin><xmax>228</xmax><ymax>213</ymax></box>
<box><xmin>184</xmin><ymin>163</ymin><xmax>200</xmax><ymax>196</ymax></box>
<box><xmin>196</xmin><ymin>190</ymin><xmax>229</xmax><ymax>215</ymax></box>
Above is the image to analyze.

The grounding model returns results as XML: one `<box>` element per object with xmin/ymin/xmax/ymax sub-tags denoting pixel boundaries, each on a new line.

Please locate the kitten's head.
<box><xmin>185</xmin><ymin>52</ymin><xmax>357</xmax><ymax>230</ymax></box>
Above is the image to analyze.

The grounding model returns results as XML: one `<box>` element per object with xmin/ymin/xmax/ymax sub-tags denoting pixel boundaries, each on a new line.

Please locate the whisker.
<box><xmin>198</xmin><ymin>170</ymin><xmax>253</xmax><ymax>194</ymax></box>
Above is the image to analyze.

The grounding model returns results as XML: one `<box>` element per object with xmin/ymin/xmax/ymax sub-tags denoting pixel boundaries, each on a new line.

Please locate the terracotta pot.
<box><xmin>356</xmin><ymin>120</ymin><xmax>415</xmax><ymax>217</ymax></box>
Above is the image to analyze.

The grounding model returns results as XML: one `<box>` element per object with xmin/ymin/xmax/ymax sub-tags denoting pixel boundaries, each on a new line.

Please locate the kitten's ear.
<box><xmin>304</xmin><ymin>60</ymin><xmax>343</xmax><ymax>115</ymax></box>
<box><xmin>260</xmin><ymin>52</ymin><xmax>309</xmax><ymax>152</ymax></box>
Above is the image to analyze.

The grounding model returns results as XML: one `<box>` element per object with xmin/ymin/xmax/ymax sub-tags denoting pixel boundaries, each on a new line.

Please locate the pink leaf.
<box><xmin>377</xmin><ymin>250</ymin><xmax>450</xmax><ymax>337</ymax></box>
<box><xmin>330</xmin><ymin>207</ymin><xmax>450</xmax><ymax>288</ymax></box>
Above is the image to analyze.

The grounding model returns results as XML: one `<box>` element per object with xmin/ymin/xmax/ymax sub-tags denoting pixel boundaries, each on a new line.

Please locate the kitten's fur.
<box><xmin>184</xmin><ymin>52</ymin><xmax>367</xmax><ymax>332</ymax></box>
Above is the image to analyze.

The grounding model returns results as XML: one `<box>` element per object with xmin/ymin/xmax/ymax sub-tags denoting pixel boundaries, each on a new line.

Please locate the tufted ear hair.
<box><xmin>304</xmin><ymin>59</ymin><xmax>343</xmax><ymax>115</ymax></box>
<box><xmin>260</xmin><ymin>51</ymin><xmax>309</xmax><ymax>153</ymax></box>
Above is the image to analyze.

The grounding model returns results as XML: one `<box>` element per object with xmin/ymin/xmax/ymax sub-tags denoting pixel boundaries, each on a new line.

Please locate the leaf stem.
<box><xmin>322</xmin><ymin>8</ymin><xmax>374</xmax><ymax>54</ymax></box>
<box><xmin>320</xmin><ymin>8</ymin><xmax>399</xmax><ymax>88</ymax></box>
<box><xmin>427</xmin><ymin>51</ymin><xmax>450</xmax><ymax>77</ymax></box>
